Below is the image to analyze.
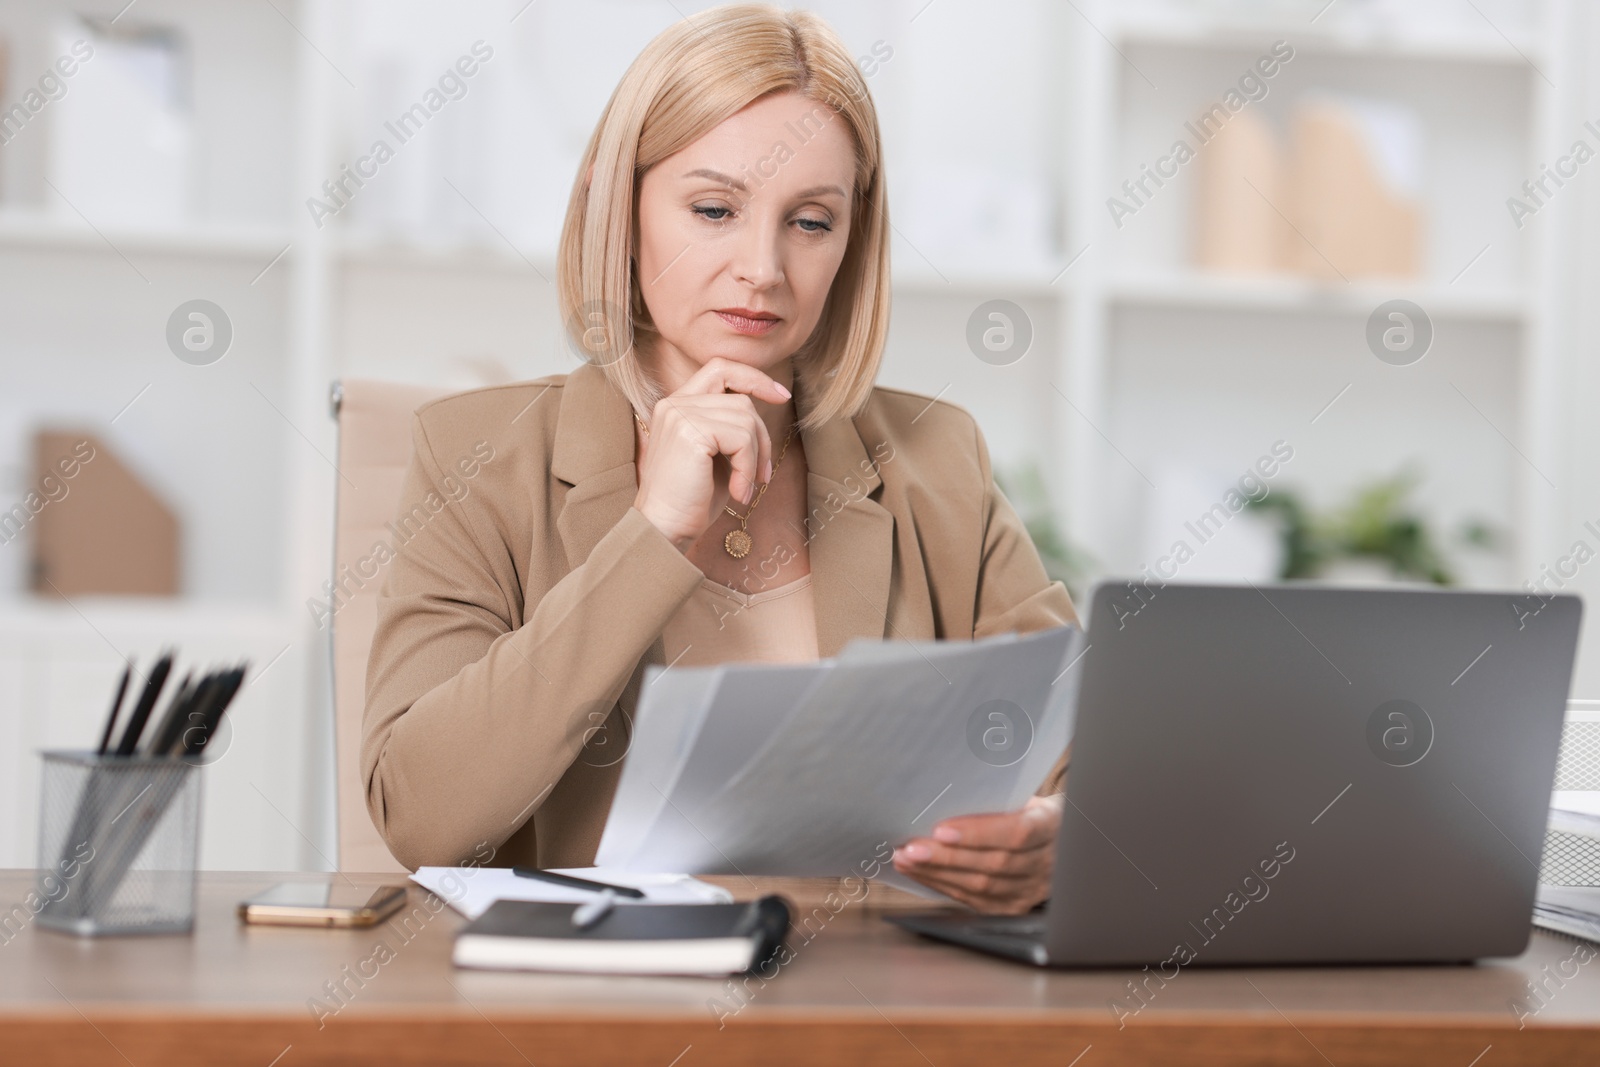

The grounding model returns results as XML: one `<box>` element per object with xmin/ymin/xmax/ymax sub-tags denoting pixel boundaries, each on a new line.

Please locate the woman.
<box><xmin>362</xmin><ymin>4</ymin><xmax>1077</xmax><ymax>915</ymax></box>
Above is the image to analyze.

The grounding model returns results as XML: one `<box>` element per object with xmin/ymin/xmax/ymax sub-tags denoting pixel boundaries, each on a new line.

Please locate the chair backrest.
<box><xmin>330</xmin><ymin>378</ymin><xmax>452</xmax><ymax>871</ymax></box>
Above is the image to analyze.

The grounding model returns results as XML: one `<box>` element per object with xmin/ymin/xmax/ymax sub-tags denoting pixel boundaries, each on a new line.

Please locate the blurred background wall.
<box><xmin>0</xmin><ymin>0</ymin><xmax>1595</xmax><ymax>871</ymax></box>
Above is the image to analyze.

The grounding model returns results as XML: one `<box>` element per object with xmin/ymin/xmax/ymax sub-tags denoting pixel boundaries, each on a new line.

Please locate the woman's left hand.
<box><xmin>892</xmin><ymin>793</ymin><xmax>1062</xmax><ymax>915</ymax></box>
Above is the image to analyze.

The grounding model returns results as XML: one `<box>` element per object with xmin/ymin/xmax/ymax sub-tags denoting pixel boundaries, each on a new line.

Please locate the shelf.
<box><xmin>1107</xmin><ymin>272</ymin><xmax>1527</xmax><ymax>322</ymax></box>
<box><xmin>334</xmin><ymin>231</ymin><xmax>1075</xmax><ymax>298</ymax></box>
<box><xmin>0</xmin><ymin>598</ymin><xmax>296</xmax><ymax>632</ymax></box>
<box><xmin>890</xmin><ymin>260</ymin><xmax>1073</xmax><ymax>296</ymax></box>
<box><xmin>334</xmin><ymin>230</ymin><xmax>556</xmax><ymax>277</ymax></box>
<box><xmin>1112</xmin><ymin>16</ymin><xmax>1547</xmax><ymax>66</ymax></box>
<box><xmin>0</xmin><ymin>211</ymin><xmax>292</xmax><ymax>262</ymax></box>
<box><xmin>325</xmin><ymin>236</ymin><xmax>1524</xmax><ymax>322</ymax></box>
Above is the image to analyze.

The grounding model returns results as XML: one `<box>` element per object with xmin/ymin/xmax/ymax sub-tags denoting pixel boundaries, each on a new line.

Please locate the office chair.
<box><xmin>328</xmin><ymin>378</ymin><xmax>450</xmax><ymax>872</ymax></box>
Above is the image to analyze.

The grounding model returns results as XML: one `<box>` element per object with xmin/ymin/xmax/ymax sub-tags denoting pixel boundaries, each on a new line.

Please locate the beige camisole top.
<box><xmin>660</xmin><ymin>572</ymin><xmax>820</xmax><ymax>668</ymax></box>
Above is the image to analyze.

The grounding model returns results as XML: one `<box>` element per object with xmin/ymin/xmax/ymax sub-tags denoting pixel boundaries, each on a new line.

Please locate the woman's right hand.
<box><xmin>632</xmin><ymin>358</ymin><xmax>792</xmax><ymax>552</ymax></box>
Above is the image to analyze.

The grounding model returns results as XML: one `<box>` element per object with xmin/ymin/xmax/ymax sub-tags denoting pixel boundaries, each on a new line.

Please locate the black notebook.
<box><xmin>453</xmin><ymin>896</ymin><xmax>790</xmax><ymax>975</ymax></box>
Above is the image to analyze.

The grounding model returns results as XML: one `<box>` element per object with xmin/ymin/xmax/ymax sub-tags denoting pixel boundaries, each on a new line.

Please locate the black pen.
<box><xmin>114</xmin><ymin>652</ymin><xmax>173</xmax><ymax>756</ymax></box>
<box><xmin>512</xmin><ymin>867</ymin><xmax>646</xmax><ymax>899</ymax></box>
<box><xmin>96</xmin><ymin>662</ymin><xmax>132</xmax><ymax>755</ymax></box>
<box><xmin>161</xmin><ymin>669</ymin><xmax>219</xmax><ymax>756</ymax></box>
<box><xmin>183</xmin><ymin>664</ymin><xmax>247</xmax><ymax>759</ymax></box>
<box><xmin>143</xmin><ymin>670</ymin><xmax>195</xmax><ymax>756</ymax></box>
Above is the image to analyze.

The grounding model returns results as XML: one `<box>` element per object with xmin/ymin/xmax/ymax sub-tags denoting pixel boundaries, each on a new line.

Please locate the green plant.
<box><xmin>1245</xmin><ymin>469</ymin><xmax>1496</xmax><ymax>585</ymax></box>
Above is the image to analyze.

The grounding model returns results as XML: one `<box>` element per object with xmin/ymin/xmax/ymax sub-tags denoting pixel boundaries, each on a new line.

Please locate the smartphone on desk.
<box><xmin>238</xmin><ymin>882</ymin><xmax>408</xmax><ymax>927</ymax></box>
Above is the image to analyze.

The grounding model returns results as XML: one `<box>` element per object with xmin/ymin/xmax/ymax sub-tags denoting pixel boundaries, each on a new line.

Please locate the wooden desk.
<box><xmin>1</xmin><ymin>870</ymin><xmax>1598</xmax><ymax>1066</ymax></box>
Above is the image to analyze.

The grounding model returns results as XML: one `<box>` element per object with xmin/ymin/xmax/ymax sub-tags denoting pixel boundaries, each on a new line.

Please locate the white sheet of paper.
<box><xmin>835</xmin><ymin>630</ymin><xmax>1018</xmax><ymax>661</ymax></box>
<box><xmin>594</xmin><ymin>665</ymin><xmax>726</xmax><ymax>867</ymax></box>
<box><xmin>623</xmin><ymin>662</ymin><xmax>830</xmax><ymax>871</ymax></box>
<box><xmin>1005</xmin><ymin>626</ymin><xmax>1089</xmax><ymax>810</ymax></box>
<box><xmin>410</xmin><ymin>866</ymin><xmax>733</xmax><ymax>920</ymax></box>
<box><xmin>610</xmin><ymin>626</ymin><xmax>1077</xmax><ymax>876</ymax></box>
<box><xmin>1552</xmin><ymin>790</ymin><xmax>1600</xmax><ymax>818</ymax></box>
<box><xmin>709</xmin><ymin>627</ymin><xmax>1073</xmax><ymax>874</ymax></box>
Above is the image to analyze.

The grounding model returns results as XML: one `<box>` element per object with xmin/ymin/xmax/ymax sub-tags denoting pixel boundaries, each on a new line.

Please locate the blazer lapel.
<box><xmin>797</xmin><ymin>383</ymin><xmax>896</xmax><ymax>658</ymax></box>
<box><xmin>550</xmin><ymin>363</ymin><xmax>640</xmax><ymax>572</ymax></box>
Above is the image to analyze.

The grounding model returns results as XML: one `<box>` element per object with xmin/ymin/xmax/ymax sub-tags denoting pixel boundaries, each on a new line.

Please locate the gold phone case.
<box><xmin>238</xmin><ymin>885</ymin><xmax>408</xmax><ymax>927</ymax></box>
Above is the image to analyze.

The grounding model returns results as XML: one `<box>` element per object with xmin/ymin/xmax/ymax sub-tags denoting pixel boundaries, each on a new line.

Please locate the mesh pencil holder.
<box><xmin>35</xmin><ymin>750</ymin><xmax>202</xmax><ymax>936</ymax></box>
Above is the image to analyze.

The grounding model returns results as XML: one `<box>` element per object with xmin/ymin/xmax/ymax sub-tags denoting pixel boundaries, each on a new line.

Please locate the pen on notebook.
<box><xmin>570</xmin><ymin>889</ymin><xmax>618</xmax><ymax>929</ymax></box>
<box><xmin>512</xmin><ymin>867</ymin><xmax>647</xmax><ymax>899</ymax></box>
<box><xmin>96</xmin><ymin>662</ymin><xmax>132</xmax><ymax>755</ymax></box>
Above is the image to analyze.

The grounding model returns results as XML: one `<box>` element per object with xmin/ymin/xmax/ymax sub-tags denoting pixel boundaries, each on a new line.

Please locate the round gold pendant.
<box><xmin>724</xmin><ymin>528</ymin><xmax>753</xmax><ymax>558</ymax></box>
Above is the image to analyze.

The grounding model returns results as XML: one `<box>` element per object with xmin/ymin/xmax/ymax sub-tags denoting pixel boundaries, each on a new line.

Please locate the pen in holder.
<box><xmin>36</xmin><ymin>749</ymin><xmax>202</xmax><ymax>935</ymax></box>
<box><xmin>35</xmin><ymin>651</ymin><xmax>246</xmax><ymax>937</ymax></box>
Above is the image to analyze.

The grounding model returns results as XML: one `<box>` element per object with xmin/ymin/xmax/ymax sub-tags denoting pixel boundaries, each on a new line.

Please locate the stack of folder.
<box><xmin>1537</xmin><ymin>795</ymin><xmax>1600</xmax><ymax>941</ymax></box>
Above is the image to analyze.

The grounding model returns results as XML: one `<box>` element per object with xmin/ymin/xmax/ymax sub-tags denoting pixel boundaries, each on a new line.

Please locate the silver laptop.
<box><xmin>888</xmin><ymin>581</ymin><xmax>1583</xmax><ymax>966</ymax></box>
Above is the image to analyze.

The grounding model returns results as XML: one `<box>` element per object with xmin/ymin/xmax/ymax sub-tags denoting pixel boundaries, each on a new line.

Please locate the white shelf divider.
<box><xmin>1111</xmin><ymin>15</ymin><xmax>1547</xmax><ymax>66</ymax></box>
<box><xmin>1107</xmin><ymin>272</ymin><xmax>1528</xmax><ymax>322</ymax></box>
<box><xmin>0</xmin><ymin>210</ymin><xmax>292</xmax><ymax>260</ymax></box>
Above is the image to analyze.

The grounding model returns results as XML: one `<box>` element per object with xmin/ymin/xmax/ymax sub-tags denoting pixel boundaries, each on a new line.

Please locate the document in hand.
<box><xmin>596</xmin><ymin>624</ymin><xmax>1087</xmax><ymax>876</ymax></box>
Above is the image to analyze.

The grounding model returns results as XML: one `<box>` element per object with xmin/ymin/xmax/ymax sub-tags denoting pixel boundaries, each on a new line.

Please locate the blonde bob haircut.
<box><xmin>557</xmin><ymin>3</ymin><xmax>890</xmax><ymax>431</ymax></box>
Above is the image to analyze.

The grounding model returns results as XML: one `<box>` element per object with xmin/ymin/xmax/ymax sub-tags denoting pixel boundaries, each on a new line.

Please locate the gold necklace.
<box><xmin>635</xmin><ymin>411</ymin><xmax>797</xmax><ymax>559</ymax></box>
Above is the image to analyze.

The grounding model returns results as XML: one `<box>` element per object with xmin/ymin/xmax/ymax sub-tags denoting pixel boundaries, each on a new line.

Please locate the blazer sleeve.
<box><xmin>969</xmin><ymin>417</ymin><xmax>1078</xmax><ymax>797</ymax></box>
<box><xmin>361</xmin><ymin>417</ymin><xmax>703</xmax><ymax>870</ymax></box>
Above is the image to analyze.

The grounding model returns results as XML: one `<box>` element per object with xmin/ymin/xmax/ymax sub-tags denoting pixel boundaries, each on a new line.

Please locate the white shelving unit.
<box><xmin>0</xmin><ymin>0</ymin><xmax>1595</xmax><ymax>871</ymax></box>
<box><xmin>0</xmin><ymin>0</ymin><xmax>317</xmax><ymax>870</ymax></box>
<box><xmin>1054</xmin><ymin>0</ymin><xmax>1575</xmax><ymax>598</ymax></box>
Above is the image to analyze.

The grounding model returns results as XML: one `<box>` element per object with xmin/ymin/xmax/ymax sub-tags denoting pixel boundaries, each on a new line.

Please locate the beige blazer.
<box><xmin>363</xmin><ymin>361</ymin><xmax>1079</xmax><ymax>870</ymax></box>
